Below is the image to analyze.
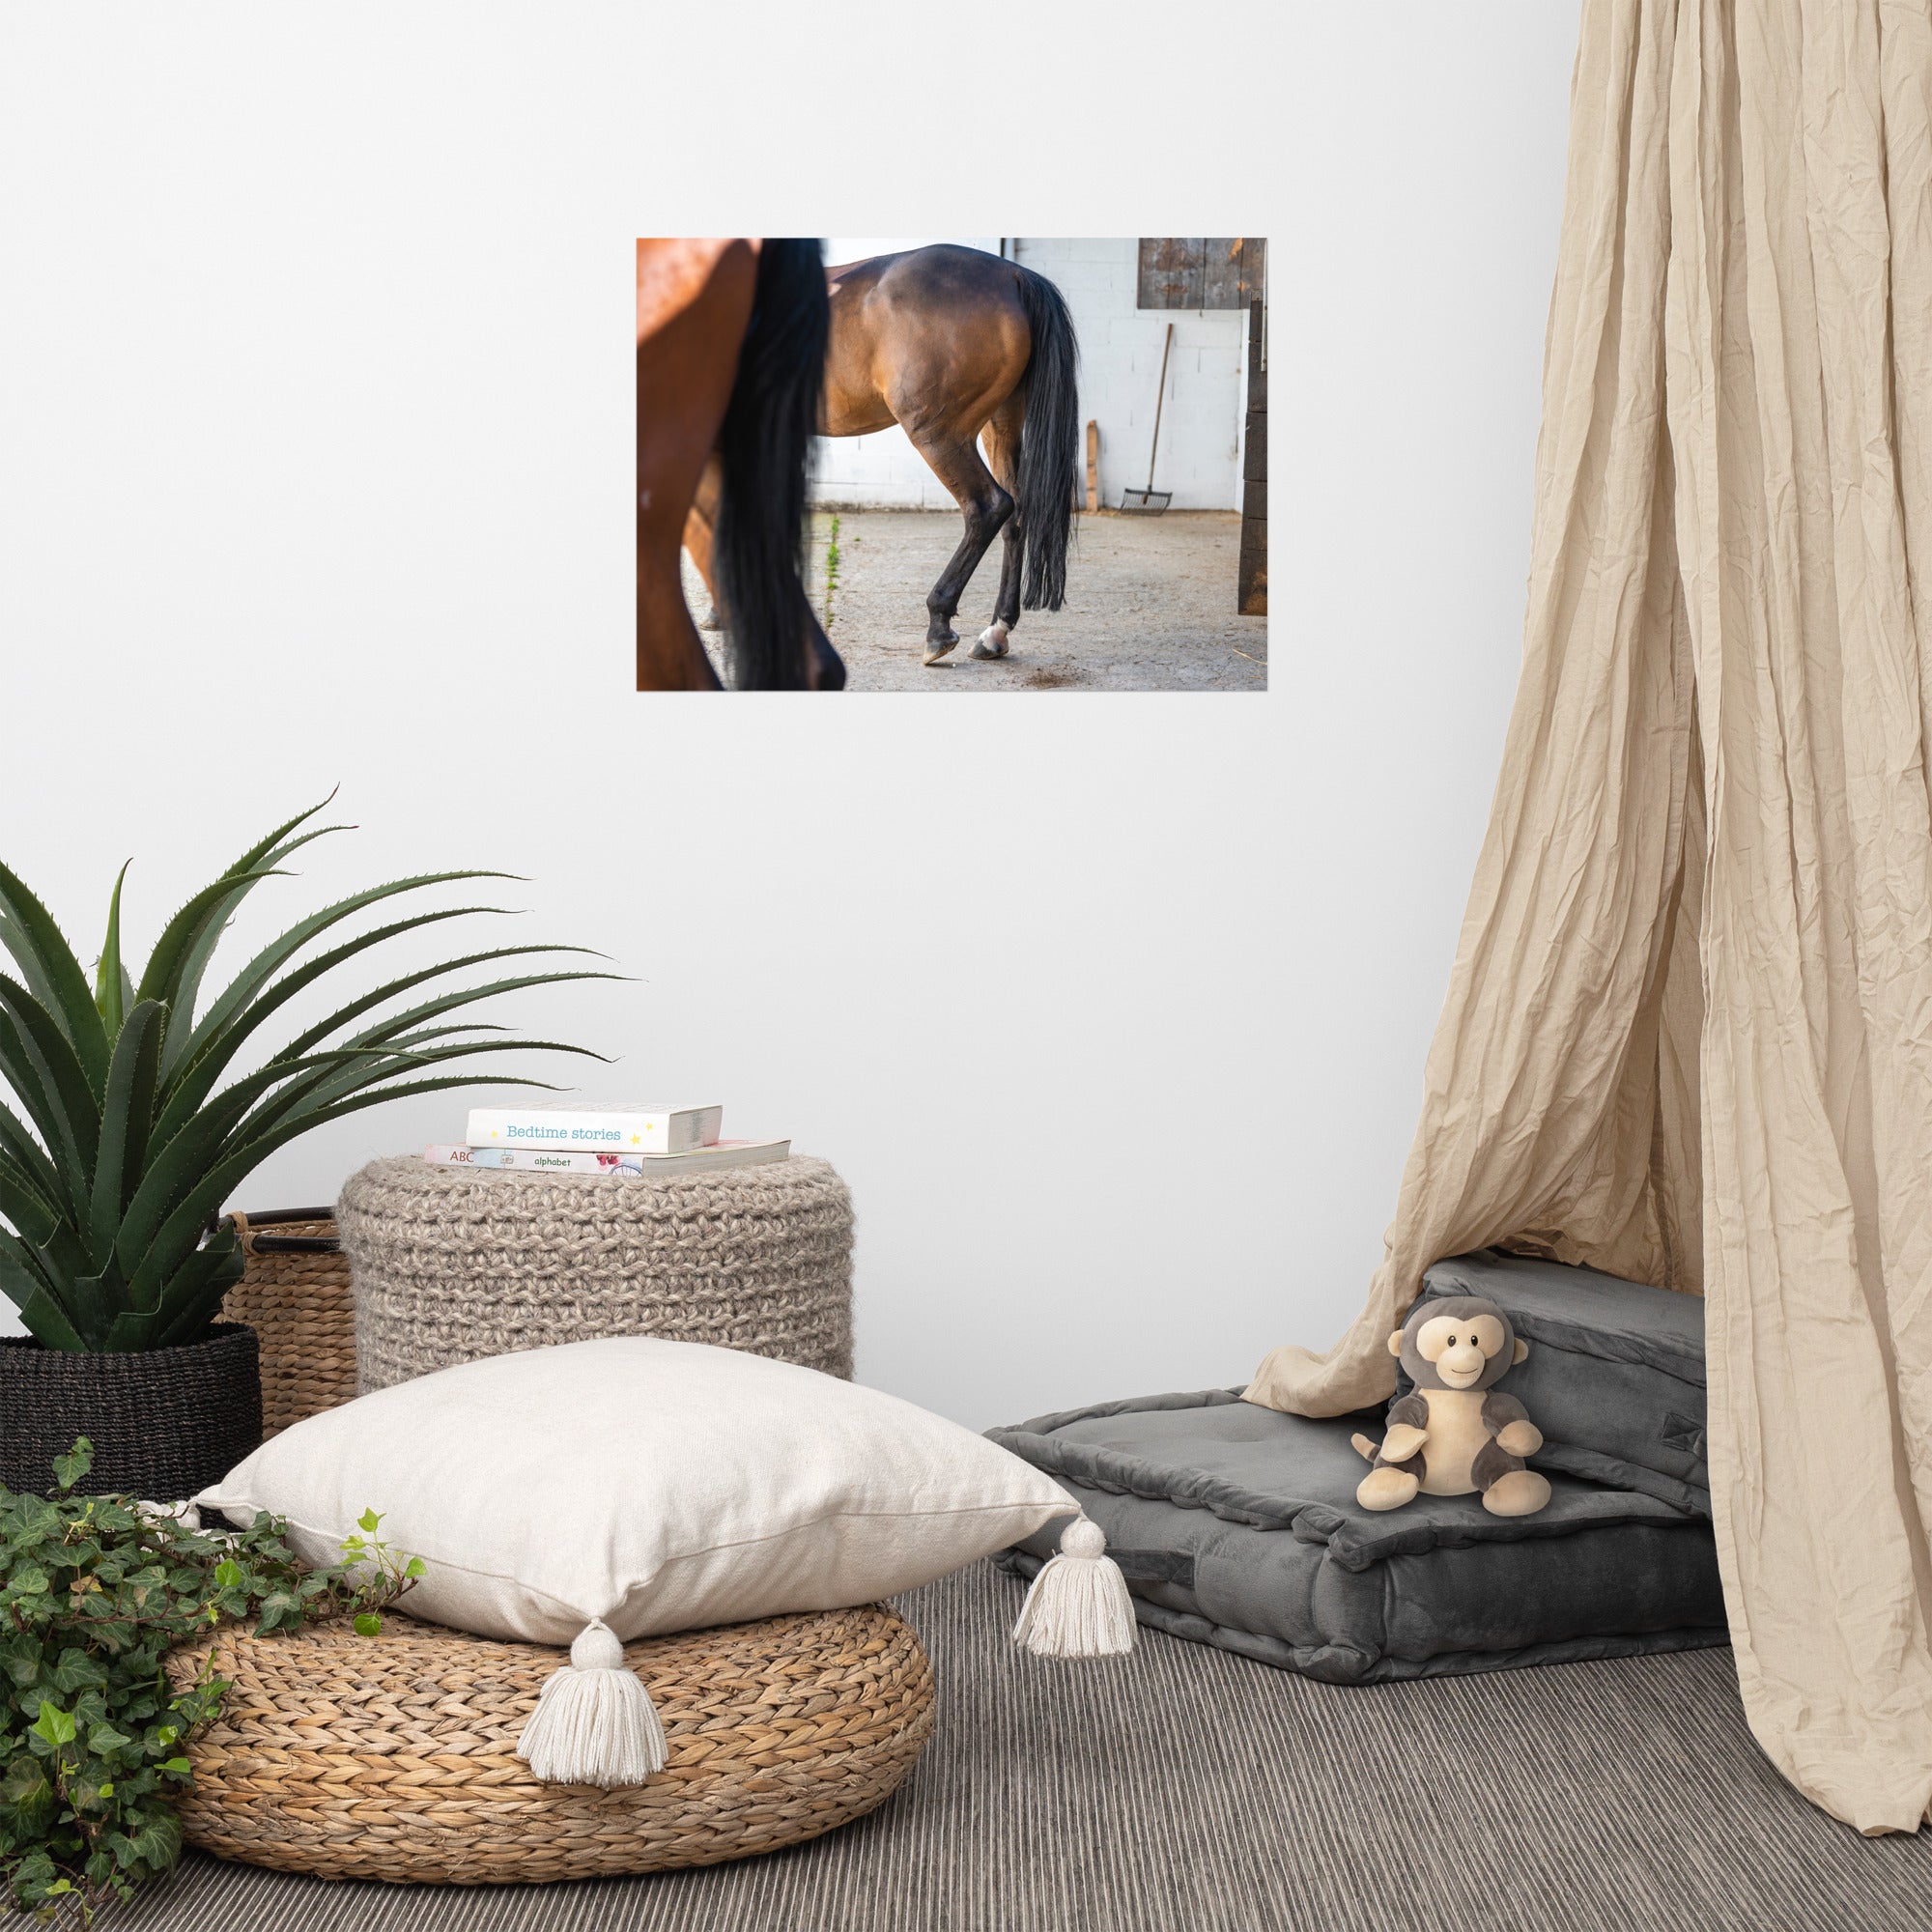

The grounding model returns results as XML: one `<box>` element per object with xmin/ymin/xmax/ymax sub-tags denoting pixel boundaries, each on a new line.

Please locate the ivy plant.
<box><xmin>0</xmin><ymin>797</ymin><xmax>612</xmax><ymax>1351</ymax></box>
<box><xmin>0</xmin><ymin>1439</ymin><xmax>418</xmax><ymax>1924</ymax></box>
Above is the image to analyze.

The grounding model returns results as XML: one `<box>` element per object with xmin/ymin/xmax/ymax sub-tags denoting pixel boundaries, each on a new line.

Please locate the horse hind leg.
<box><xmin>973</xmin><ymin>397</ymin><xmax>1026</xmax><ymax>659</ymax></box>
<box><xmin>906</xmin><ymin>430</ymin><xmax>1012</xmax><ymax>666</ymax></box>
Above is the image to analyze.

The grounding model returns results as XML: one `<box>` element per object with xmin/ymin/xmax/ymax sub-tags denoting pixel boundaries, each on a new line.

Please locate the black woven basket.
<box><xmin>0</xmin><ymin>1323</ymin><xmax>263</xmax><ymax>1501</ymax></box>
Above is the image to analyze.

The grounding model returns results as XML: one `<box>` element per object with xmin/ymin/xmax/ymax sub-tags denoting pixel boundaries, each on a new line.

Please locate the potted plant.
<box><xmin>0</xmin><ymin>1437</ymin><xmax>417</xmax><ymax>1923</ymax></box>
<box><xmin>0</xmin><ymin>799</ymin><xmax>609</xmax><ymax>1498</ymax></box>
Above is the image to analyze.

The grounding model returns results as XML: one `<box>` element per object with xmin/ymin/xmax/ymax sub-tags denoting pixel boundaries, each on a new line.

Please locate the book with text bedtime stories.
<box><xmin>464</xmin><ymin>1104</ymin><xmax>724</xmax><ymax>1152</ymax></box>
<box><xmin>426</xmin><ymin>1140</ymin><xmax>788</xmax><ymax>1177</ymax></box>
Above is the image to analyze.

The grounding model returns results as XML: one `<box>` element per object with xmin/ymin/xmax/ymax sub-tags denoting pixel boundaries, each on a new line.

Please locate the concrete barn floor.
<box><xmin>685</xmin><ymin>509</ymin><xmax>1266</xmax><ymax>692</ymax></box>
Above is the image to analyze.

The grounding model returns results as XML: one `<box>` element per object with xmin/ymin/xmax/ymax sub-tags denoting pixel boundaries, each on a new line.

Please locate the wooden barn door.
<box><xmin>1239</xmin><ymin>296</ymin><xmax>1266</xmax><ymax>615</ymax></box>
<box><xmin>1136</xmin><ymin>241</ymin><xmax>1267</xmax><ymax>614</ymax></box>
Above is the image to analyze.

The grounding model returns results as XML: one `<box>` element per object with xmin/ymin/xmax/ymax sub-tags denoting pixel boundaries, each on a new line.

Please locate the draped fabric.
<box><xmin>1248</xmin><ymin>0</ymin><xmax>1932</xmax><ymax>1833</ymax></box>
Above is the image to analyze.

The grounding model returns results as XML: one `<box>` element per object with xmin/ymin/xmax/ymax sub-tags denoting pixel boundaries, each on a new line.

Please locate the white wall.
<box><xmin>0</xmin><ymin>1</ymin><xmax>1579</xmax><ymax>1430</ymax></box>
<box><xmin>1018</xmin><ymin>237</ymin><xmax>1248</xmax><ymax>513</ymax></box>
<box><xmin>810</xmin><ymin>236</ymin><xmax>1248</xmax><ymax>512</ymax></box>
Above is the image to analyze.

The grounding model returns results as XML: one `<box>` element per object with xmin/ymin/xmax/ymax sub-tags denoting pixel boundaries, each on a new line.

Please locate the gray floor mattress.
<box><xmin>991</xmin><ymin>1389</ymin><xmax>1725</xmax><ymax>1683</ymax></box>
<box><xmin>1423</xmin><ymin>1247</ymin><xmax>1709</xmax><ymax>1513</ymax></box>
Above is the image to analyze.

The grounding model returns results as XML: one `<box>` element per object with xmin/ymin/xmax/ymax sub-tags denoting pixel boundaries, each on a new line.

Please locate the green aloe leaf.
<box><xmin>88</xmin><ymin>1001</ymin><xmax>166</xmax><ymax>1270</ymax></box>
<box><xmin>0</xmin><ymin>1154</ymin><xmax>62</xmax><ymax>1250</ymax></box>
<box><xmin>62</xmin><ymin>1269</ymin><xmax>127</xmax><ymax>1348</ymax></box>
<box><xmin>94</xmin><ymin>861</ymin><xmax>131</xmax><ymax>1038</ymax></box>
<box><xmin>0</xmin><ymin>1015</ymin><xmax>89</xmax><ymax>1231</ymax></box>
<box><xmin>132</xmin><ymin>866</ymin><xmax>285</xmax><ymax>1014</ymax></box>
<box><xmin>153</xmin><ymin>801</ymin><xmax>350</xmax><ymax>1077</ymax></box>
<box><xmin>209</xmin><ymin>963</ymin><xmax>616</xmax><ymax>1150</ymax></box>
<box><xmin>98</xmin><ymin>1308</ymin><xmax>159</xmax><ymax>1351</ymax></box>
<box><xmin>0</xmin><ymin>1098</ymin><xmax>64</xmax><ymax>1217</ymax></box>
<box><xmin>0</xmin><ymin>974</ymin><xmax>100</xmax><ymax>1195</ymax></box>
<box><xmin>138</xmin><ymin>1238</ymin><xmax>247</xmax><ymax>1351</ymax></box>
<box><xmin>114</xmin><ymin>1047</ymin><xmax>408</xmax><ymax>1283</ymax></box>
<box><xmin>233</xmin><ymin>1033</ymin><xmax>604</xmax><ymax>1151</ymax></box>
<box><xmin>0</xmin><ymin>1229</ymin><xmax>82</xmax><ymax>1345</ymax></box>
<box><xmin>156</xmin><ymin>909</ymin><xmax>554</xmax><ymax>1128</ymax></box>
<box><xmin>0</xmin><ymin>861</ymin><xmax>110</xmax><ymax>1094</ymax></box>
<box><xmin>14</xmin><ymin>1290</ymin><xmax>85</xmax><ymax>1352</ymax></box>
<box><xmin>270</xmin><ymin>954</ymin><xmax>619</xmax><ymax>1069</ymax></box>
<box><xmin>171</xmin><ymin>875</ymin><xmax>520</xmax><ymax>1074</ymax></box>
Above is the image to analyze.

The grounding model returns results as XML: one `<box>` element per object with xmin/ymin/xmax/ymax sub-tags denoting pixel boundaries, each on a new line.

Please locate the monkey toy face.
<box><xmin>1387</xmin><ymin>1293</ymin><xmax>1527</xmax><ymax>1392</ymax></box>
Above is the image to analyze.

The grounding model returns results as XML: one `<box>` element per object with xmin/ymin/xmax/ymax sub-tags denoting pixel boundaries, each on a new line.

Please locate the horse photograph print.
<box><xmin>637</xmin><ymin>238</ymin><xmax>1267</xmax><ymax>693</ymax></box>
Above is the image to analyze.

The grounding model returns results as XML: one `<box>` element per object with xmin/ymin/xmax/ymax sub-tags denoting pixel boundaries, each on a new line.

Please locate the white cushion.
<box><xmin>196</xmin><ymin>1338</ymin><xmax>1078</xmax><ymax>1645</ymax></box>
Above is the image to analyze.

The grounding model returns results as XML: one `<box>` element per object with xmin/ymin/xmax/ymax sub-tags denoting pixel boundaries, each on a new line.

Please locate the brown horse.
<box><xmin>636</xmin><ymin>238</ymin><xmax>842</xmax><ymax>691</ymax></box>
<box><xmin>821</xmin><ymin>245</ymin><xmax>1079</xmax><ymax>665</ymax></box>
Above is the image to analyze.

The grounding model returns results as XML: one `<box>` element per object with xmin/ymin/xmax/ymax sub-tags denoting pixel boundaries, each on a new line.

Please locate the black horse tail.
<box><xmin>1013</xmin><ymin>265</ymin><xmax>1079</xmax><ymax>611</ymax></box>
<box><xmin>713</xmin><ymin>239</ymin><xmax>831</xmax><ymax>690</ymax></box>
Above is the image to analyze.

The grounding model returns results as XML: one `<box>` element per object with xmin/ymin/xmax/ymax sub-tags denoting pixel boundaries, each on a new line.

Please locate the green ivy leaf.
<box><xmin>70</xmin><ymin>1771</ymin><xmax>117</xmax><ymax>1813</ymax></box>
<box><xmin>49</xmin><ymin>1437</ymin><xmax>94</xmax><ymax>1492</ymax></box>
<box><xmin>0</xmin><ymin>1389</ymin><xmax>422</xmax><ymax>1919</ymax></box>
<box><xmin>0</xmin><ymin>1755</ymin><xmax>51</xmax><ymax>1807</ymax></box>
<box><xmin>404</xmin><ymin>1556</ymin><xmax>426</xmax><ymax>1579</ymax></box>
<box><xmin>31</xmin><ymin>1701</ymin><xmax>76</xmax><ymax>1748</ymax></box>
<box><xmin>1</xmin><ymin>1640</ymin><xmax>43</xmax><ymax>1687</ymax></box>
<box><xmin>49</xmin><ymin>1646</ymin><xmax>108</xmax><ymax>1694</ymax></box>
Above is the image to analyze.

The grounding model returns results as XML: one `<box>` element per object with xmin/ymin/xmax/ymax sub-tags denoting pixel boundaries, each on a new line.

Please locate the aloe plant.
<box><xmin>0</xmin><ymin>801</ymin><xmax>611</xmax><ymax>1352</ymax></box>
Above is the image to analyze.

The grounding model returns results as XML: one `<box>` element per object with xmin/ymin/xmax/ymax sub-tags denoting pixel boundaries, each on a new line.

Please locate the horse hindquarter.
<box><xmin>636</xmin><ymin>240</ymin><xmax>757</xmax><ymax>691</ymax></box>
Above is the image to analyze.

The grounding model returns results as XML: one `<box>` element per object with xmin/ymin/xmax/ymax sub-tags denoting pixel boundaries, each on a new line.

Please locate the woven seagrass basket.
<box><xmin>168</xmin><ymin>1602</ymin><xmax>934</xmax><ymax>1883</ymax></box>
<box><xmin>220</xmin><ymin>1208</ymin><xmax>358</xmax><ymax>1437</ymax></box>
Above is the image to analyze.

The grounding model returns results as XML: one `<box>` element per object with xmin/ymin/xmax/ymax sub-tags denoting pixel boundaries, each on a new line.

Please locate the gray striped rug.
<box><xmin>128</xmin><ymin>1561</ymin><xmax>1931</xmax><ymax>1932</ymax></box>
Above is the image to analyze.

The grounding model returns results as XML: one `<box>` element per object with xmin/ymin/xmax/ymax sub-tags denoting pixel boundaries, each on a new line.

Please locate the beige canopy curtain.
<box><xmin>1249</xmin><ymin>0</ymin><xmax>1932</xmax><ymax>1834</ymax></box>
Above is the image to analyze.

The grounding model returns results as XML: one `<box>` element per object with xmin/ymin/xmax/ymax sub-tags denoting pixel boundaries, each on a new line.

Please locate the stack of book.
<box><xmin>424</xmin><ymin>1104</ymin><xmax>789</xmax><ymax>1177</ymax></box>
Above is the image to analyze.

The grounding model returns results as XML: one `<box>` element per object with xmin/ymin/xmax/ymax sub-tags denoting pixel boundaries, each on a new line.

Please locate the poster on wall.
<box><xmin>638</xmin><ymin>238</ymin><xmax>1267</xmax><ymax>693</ymax></box>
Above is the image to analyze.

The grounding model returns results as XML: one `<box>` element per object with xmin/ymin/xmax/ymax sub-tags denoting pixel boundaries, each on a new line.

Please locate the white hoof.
<box><xmin>971</xmin><ymin>622</ymin><xmax>1011</xmax><ymax>660</ymax></box>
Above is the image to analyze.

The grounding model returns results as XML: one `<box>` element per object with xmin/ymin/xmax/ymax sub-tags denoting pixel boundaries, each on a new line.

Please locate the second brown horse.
<box><xmin>639</xmin><ymin>238</ymin><xmax>839</xmax><ymax>691</ymax></box>
<box><xmin>820</xmin><ymin>245</ymin><xmax>1079</xmax><ymax>665</ymax></box>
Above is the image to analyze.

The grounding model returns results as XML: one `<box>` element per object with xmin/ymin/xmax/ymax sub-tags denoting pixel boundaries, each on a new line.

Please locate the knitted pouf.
<box><xmin>167</xmin><ymin>1603</ymin><xmax>934</xmax><ymax>1883</ymax></box>
<box><xmin>337</xmin><ymin>1155</ymin><xmax>854</xmax><ymax>1391</ymax></box>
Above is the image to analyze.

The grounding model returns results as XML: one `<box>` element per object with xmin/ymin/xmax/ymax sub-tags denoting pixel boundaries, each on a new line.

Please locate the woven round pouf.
<box><xmin>168</xmin><ymin>1603</ymin><xmax>933</xmax><ymax>1884</ymax></box>
<box><xmin>336</xmin><ymin>1154</ymin><xmax>853</xmax><ymax>1392</ymax></box>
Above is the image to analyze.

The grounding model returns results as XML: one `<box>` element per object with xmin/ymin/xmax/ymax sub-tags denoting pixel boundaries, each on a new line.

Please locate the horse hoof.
<box><xmin>971</xmin><ymin>622</ymin><xmax>1011</xmax><ymax>660</ymax></box>
<box><xmin>923</xmin><ymin>637</ymin><xmax>958</xmax><ymax>666</ymax></box>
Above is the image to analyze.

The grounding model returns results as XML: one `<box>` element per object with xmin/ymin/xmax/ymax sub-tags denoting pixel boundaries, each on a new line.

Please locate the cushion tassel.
<box><xmin>516</xmin><ymin>1619</ymin><xmax>667</xmax><ymax>1785</ymax></box>
<box><xmin>1011</xmin><ymin>1517</ymin><xmax>1136</xmax><ymax>1658</ymax></box>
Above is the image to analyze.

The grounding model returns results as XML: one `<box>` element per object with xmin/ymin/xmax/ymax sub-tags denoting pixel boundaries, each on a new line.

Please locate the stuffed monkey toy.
<box><xmin>1350</xmin><ymin>1294</ymin><xmax>1551</xmax><ymax>1517</ymax></box>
